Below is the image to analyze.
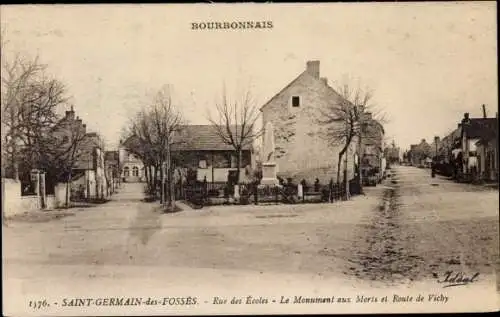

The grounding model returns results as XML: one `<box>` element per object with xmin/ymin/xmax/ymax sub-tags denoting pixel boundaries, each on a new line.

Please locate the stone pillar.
<box><xmin>39</xmin><ymin>172</ymin><xmax>46</xmax><ymax>209</ymax></box>
<box><xmin>234</xmin><ymin>184</ymin><xmax>240</xmax><ymax>199</ymax></box>
<box><xmin>297</xmin><ymin>184</ymin><xmax>303</xmax><ymax>198</ymax></box>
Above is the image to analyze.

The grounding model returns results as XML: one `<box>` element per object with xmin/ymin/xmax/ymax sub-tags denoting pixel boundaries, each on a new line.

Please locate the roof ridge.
<box><xmin>259</xmin><ymin>70</ymin><xmax>308</xmax><ymax>112</ymax></box>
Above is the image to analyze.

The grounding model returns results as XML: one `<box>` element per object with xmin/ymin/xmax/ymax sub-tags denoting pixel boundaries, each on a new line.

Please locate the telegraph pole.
<box><xmin>344</xmin><ymin>115</ymin><xmax>350</xmax><ymax>200</ymax></box>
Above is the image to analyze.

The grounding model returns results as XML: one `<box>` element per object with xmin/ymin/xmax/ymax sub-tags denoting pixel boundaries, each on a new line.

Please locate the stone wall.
<box><xmin>2</xmin><ymin>178</ymin><xmax>22</xmax><ymax>217</ymax></box>
<box><xmin>3</xmin><ymin>178</ymin><xmax>70</xmax><ymax>217</ymax></box>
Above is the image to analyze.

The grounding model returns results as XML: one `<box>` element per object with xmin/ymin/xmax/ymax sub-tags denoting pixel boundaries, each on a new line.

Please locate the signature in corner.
<box><xmin>435</xmin><ymin>271</ymin><xmax>480</xmax><ymax>288</ymax></box>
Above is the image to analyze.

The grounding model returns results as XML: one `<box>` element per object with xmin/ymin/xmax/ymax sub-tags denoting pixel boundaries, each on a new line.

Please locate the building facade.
<box><xmin>360</xmin><ymin>112</ymin><xmax>385</xmax><ymax>181</ymax></box>
<box><xmin>260</xmin><ymin>60</ymin><xmax>359</xmax><ymax>184</ymax></box>
<box><xmin>118</xmin><ymin>145</ymin><xmax>145</xmax><ymax>183</ymax></box>
<box><xmin>172</xmin><ymin>125</ymin><xmax>253</xmax><ymax>183</ymax></box>
<box><xmin>51</xmin><ymin>107</ymin><xmax>108</xmax><ymax>200</ymax></box>
<box><xmin>121</xmin><ymin>125</ymin><xmax>254</xmax><ymax>184</ymax></box>
<box><xmin>459</xmin><ymin>113</ymin><xmax>498</xmax><ymax>182</ymax></box>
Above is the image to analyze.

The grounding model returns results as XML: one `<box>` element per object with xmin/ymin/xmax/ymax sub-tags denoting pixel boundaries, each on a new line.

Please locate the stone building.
<box><xmin>359</xmin><ymin>112</ymin><xmax>385</xmax><ymax>178</ymax></box>
<box><xmin>45</xmin><ymin>106</ymin><xmax>107</xmax><ymax>200</ymax></box>
<box><xmin>118</xmin><ymin>144</ymin><xmax>145</xmax><ymax>183</ymax></box>
<box><xmin>260</xmin><ymin>60</ymin><xmax>359</xmax><ymax>184</ymax></box>
<box><xmin>120</xmin><ymin>125</ymin><xmax>254</xmax><ymax>184</ymax></box>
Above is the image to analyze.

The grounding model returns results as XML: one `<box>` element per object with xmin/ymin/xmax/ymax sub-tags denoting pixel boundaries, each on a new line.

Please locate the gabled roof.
<box><xmin>122</xmin><ymin>125</ymin><xmax>253</xmax><ymax>152</ymax></box>
<box><xmin>462</xmin><ymin>118</ymin><xmax>497</xmax><ymax>140</ymax></box>
<box><xmin>259</xmin><ymin>71</ymin><xmax>306</xmax><ymax>112</ymax></box>
<box><xmin>173</xmin><ymin>125</ymin><xmax>252</xmax><ymax>151</ymax></box>
<box><xmin>259</xmin><ymin>68</ymin><xmax>349</xmax><ymax>113</ymax></box>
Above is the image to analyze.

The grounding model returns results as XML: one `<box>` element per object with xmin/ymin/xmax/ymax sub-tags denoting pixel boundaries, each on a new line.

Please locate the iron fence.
<box><xmin>176</xmin><ymin>178</ymin><xmax>360</xmax><ymax>207</ymax></box>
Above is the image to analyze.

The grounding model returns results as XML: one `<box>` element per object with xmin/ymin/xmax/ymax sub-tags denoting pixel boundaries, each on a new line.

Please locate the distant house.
<box><xmin>384</xmin><ymin>143</ymin><xmax>401</xmax><ymax>165</ymax></box>
<box><xmin>104</xmin><ymin>150</ymin><xmax>120</xmax><ymax>192</ymax></box>
<box><xmin>408</xmin><ymin>139</ymin><xmax>432</xmax><ymax>167</ymax></box>
<box><xmin>121</xmin><ymin>125</ymin><xmax>254</xmax><ymax>184</ymax></box>
<box><xmin>118</xmin><ymin>144</ymin><xmax>145</xmax><ymax>183</ymax></box>
<box><xmin>437</xmin><ymin>128</ymin><xmax>461</xmax><ymax>164</ymax></box>
<box><xmin>459</xmin><ymin>113</ymin><xmax>498</xmax><ymax>181</ymax></box>
<box><xmin>172</xmin><ymin>125</ymin><xmax>253</xmax><ymax>183</ymax></box>
<box><xmin>260</xmin><ymin>60</ymin><xmax>360</xmax><ymax>184</ymax></box>
<box><xmin>360</xmin><ymin>112</ymin><xmax>385</xmax><ymax>179</ymax></box>
<box><xmin>51</xmin><ymin>107</ymin><xmax>107</xmax><ymax>199</ymax></box>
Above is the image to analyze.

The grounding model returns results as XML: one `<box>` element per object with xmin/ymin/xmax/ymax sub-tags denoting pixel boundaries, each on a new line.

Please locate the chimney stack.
<box><xmin>482</xmin><ymin>104</ymin><xmax>487</xmax><ymax>118</ymax></box>
<box><xmin>306</xmin><ymin>60</ymin><xmax>320</xmax><ymax>78</ymax></box>
<box><xmin>65</xmin><ymin>106</ymin><xmax>75</xmax><ymax>120</ymax></box>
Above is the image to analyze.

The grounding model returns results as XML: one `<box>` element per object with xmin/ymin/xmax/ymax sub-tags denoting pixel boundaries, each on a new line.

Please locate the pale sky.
<box><xmin>1</xmin><ymin>3</ymin><xmax>497</xmax><ymax>151</ymax></box>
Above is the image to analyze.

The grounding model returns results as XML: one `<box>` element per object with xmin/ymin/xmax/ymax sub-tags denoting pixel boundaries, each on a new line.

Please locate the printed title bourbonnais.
<box><xmin>191</xmin><ymin>21</ymin><xmax>273</xmax><ymax>30</ymax></box>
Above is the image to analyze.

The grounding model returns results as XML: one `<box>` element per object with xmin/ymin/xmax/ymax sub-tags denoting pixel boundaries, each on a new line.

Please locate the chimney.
<box><xmin>482</xmin><ymin>104</ymin><xmax>487</xmax><ymax>118</ymax></box>
<box><xmin>306</xmin><ymin>60</ymin><xmax>320</xmax><ymax>78</ymax></box>
<box><xmin>320</xmin><ymin>77</ymin><xmax>328</xmax><ymax>85</ymax></box>
<box><xmin>65</xmin><ymin>105</ymin><xmax>75</xmax><ymax>120</ymax></box>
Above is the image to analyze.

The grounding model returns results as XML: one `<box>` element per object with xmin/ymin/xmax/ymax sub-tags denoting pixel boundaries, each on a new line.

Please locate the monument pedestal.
<box><xmin>260</xmin><ymin>162</ymin><xmax>279</xmax><ymax>185</ymax></box>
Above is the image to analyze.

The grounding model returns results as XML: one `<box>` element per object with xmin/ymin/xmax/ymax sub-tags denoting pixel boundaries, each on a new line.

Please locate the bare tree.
<box><xmin>318</xmin><ymin>78</ymin><xmax>386</xmax><ymax>190</ymax></box>
<box><xmin>207</xmin><ymin>85</ymin><xmax>263</xmax><ymax>183</ymax></box>
<box><xmin>1</xmin><ymin>53</ymin><xmax>49</xmax><ymax>180</ymax></box>
<box><xmin>123</xmin><ymin>86</ymin><xmax>184</xmax><ymax>210</ymax></box>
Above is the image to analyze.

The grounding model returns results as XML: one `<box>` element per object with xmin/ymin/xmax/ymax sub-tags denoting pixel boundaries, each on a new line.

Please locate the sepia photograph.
<box><xmin>1</xmin><ymin>2</ymin><xmax>499</xmax><ymax>315</ymax></box>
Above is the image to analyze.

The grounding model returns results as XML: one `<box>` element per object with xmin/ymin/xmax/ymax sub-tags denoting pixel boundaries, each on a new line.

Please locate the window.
<box><xmin>199</xmin><ymin>160</ymin><xmax>207</xmax><ymax>169</ymax></box>
<box><xmin>123</xmin><ymin>166</ymin><xmax>130</xmax><ymax>177</ymax></box>
<box><xmin>213</xmin><ymin>153</ymin><xmax>231</xmax><ymax>168</ymax></box>
<box><xmin>292</xmin><ymin>96</ymin><xmax>300</xmax><ymax>107</ymax></box>
<box><xmin>132</xmin><ymin>166</ymin><xmax>139</xmax><ymax>177</ymax></box>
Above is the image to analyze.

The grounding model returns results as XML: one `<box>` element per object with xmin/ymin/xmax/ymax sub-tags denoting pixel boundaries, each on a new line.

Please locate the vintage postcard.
<box><xmin>1</xmin><ymin>2</ymin><xmax>498</xmax><ymax>316</ymax></box>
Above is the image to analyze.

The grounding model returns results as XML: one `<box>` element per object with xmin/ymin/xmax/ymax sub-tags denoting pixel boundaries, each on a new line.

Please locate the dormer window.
<box><xmin>292</xmin><ymin>96</ymin><xmax>300</xmax><ymax>107</ymax></box>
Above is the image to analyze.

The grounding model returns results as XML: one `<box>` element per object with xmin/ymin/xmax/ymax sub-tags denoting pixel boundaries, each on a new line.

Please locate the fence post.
<box><xmin>254</xmin><ymin>182</ymin><xmax>258</xmax><ymax>205</ymax></box>
<box><xmin>298</xmin><ymin>184</ymin><xmax>303</xmax><ymax>203</ymax></box>
<box><xmin>40</xmin><ymin>172</ymin><xmax>46</xmax><ymax>209</ymax></box>
<box><xmin>234</xmin><ymin>184</ymin><xmax>240</xmax><ymax>201</ymax></box>
<box><xmin>329</xmin><ymin>179</ymin><xmax>333</xmax><ymax>203</ymax></box>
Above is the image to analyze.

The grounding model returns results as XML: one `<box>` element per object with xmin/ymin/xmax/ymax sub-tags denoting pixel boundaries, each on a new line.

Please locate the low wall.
<box><xmin>2</xmin><ymin>178</ymin><xmax>22</xmax><ymax>217</ymax></box>
<box><xmin>3</xmin><ymin>178</ymin><xmax>68</xmax><ymax>217</ymax></box>
<box><xmin>55</xmin><ymin>184</ymin><xmax>67</xmax><ymax>208</ymax></box>
<box><xmin>19</xmin><ymin>194</ymin><xmax>61</xmax><ymax>211</ymax></box>
<box><xmin>20</xmin><ymin>195</ymin><xmax>40</xmax><ymax>211</ymax></box>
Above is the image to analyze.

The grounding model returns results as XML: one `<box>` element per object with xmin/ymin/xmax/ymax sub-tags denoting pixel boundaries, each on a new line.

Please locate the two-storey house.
<box><xmin>260</xmin><ymin>60</ymin><xmax>359</xmax><ymax>184</ymax></box>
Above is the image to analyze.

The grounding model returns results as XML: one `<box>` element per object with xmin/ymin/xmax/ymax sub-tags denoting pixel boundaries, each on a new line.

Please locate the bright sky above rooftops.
<box><xmin>1</xmin><ymin>3</ymin><xmax>496</xmax><ymax>150</ymax></box>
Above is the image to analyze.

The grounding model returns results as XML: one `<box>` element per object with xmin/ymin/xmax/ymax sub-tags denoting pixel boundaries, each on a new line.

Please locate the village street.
<box><xmin>3</xmin><ymin>166</ymin><xmax>499</xmax><ymax>314</ymax></box>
